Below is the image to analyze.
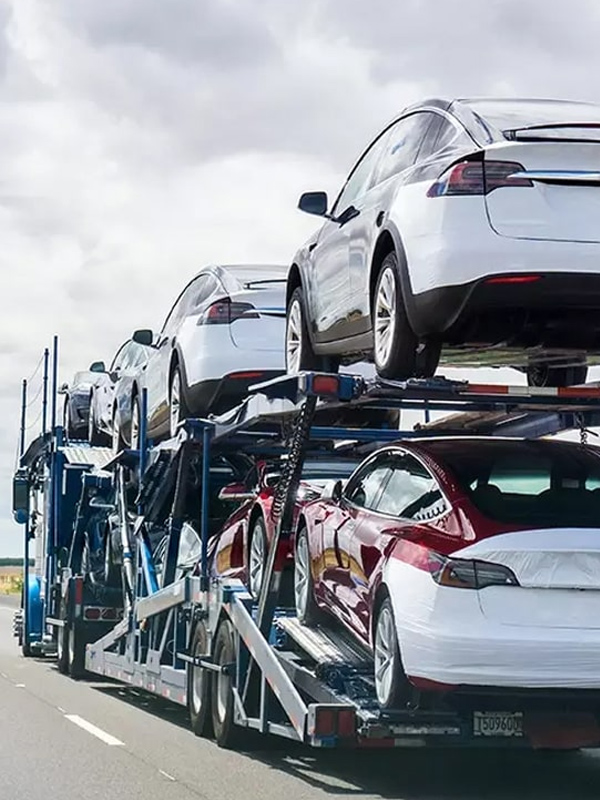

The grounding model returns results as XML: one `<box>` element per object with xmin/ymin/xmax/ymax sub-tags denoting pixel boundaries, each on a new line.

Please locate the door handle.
<box><xmin>308</xmin><ymin>242</ymin><xmax>317</xmax><ymax>253</ymax></box>
<box><xmin>376</xmin><ymin>210</ymin><xmax>385</xmax><ymax>228</ymax></box>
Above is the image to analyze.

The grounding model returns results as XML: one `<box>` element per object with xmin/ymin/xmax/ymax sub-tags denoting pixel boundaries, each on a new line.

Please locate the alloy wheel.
<box><xmin>374</xmin><ymin>267</ymin><xmax>397</xmax><ymax>369</ymax></box>
<box><xmin>170</xmin><ymin>371</ymin><xmax>182</xmax><ymax>438</ymax></box>
<box><xmin>374</xmin><ymin>605</ymin><xmax>396</xmax><ymax>706</ymax></box>
<box><xmin>131</xmin><ymin>398</ymin><xmax>140</xmax><ymax>451</ymax></box>
<box><xmin>286</xmin><ymin>299</ymin><xmax>303</xmax><ymax>374</ymax></box>
<box><xmin>249</xmin><ymin>521</ymin><xmax>266</xmax><ymax>597</ymax></box>
<box><xmin>294</xmin><ymin>533</ymin><xmax>310</xmax><ymax>618</ymax></box>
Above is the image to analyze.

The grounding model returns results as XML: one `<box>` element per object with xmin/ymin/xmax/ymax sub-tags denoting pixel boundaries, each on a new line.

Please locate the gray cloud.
<box><xmin>2</xmin><ymin>0</ymin><xmax>600</xmax><ymax>555</ymax></box>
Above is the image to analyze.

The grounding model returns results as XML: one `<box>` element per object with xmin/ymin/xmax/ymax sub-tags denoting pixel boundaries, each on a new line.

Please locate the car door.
<box><xmin>347</xmin><ymin>112</ymin><xmax>439</xmax><ymax>331</ymax></box>
<box><xmin>322</xmin><ymin>454</ymin><xmax>393</xmax><ymax>635</ymax></box>
<box><xmin>348</xmin><ymin>451</ymin><xmax>449</xmax><ymax>643</ymax></box>
<box><xmin>307</xmin><ymin>138</ymin><xmax>389</xmax><ymax>344</ymax></box>
<box><xmin>100</xmin><ymin>341</ymin><xmax>130</xmax><ymax>431</ymax></box>
<box><xmin>143</xmin><ymin>277</ymin><xmax>200</xmax><ymax>433</ymax></box>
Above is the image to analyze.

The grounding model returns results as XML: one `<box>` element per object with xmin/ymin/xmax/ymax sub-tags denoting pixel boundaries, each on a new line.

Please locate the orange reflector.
<box><xmin>228</xmin><ymin>371</ymin><xmax>265</xmax><ymax>380</ymax></box>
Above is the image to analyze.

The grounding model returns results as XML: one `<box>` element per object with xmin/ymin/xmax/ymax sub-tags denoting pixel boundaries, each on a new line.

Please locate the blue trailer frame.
<box><xmin>13</xmin><ymin>359</ymin><xmax>600</xmax><ymax>749</ymax></box>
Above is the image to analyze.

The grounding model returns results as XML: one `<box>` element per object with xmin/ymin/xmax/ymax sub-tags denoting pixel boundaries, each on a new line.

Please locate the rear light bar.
<box><xmin>198</xmin><ymin>299</ymin><xmax>259</xmax><ymax>325</ymax></box>
<box><xmin>308</xmin><ymin>704</ymin><xmax>356</xmax><ymax>742</ymax></box>
<box><xmin>486</xmin><ymin>275</ymin><xmax>541</xmax><ymax>285</ymax></box>
<box><xmin>83</xmin><ymin>606</ymin><xmax>121</xmax><ymax>621</ymax></box>
<box><xmin>428</xmin><ymin>554</ymin><xmax>519</xmax><ymax>590</ymax></box>
<box><xmin>427</xmin><ymin>160</ymin><xmax>533</xmax><ymax>197</ymax></box>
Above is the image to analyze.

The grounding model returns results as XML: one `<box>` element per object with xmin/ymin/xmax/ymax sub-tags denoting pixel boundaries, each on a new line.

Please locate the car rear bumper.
<box><xmin>411</xmin><ymin>272</ymin><xmax>600</xmax><ymax>348</ymax></box>
<box><xmin>185</xmin><ymin>370</ymin><xmax>285</xmax><ymax>417</ymax></box>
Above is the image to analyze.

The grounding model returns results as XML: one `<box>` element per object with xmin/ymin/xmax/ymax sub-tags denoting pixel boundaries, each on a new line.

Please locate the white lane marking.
<box><xmin>15</xmin><ymin>683</ymin><xmax>25</xmax><ymax>688</ymax></box>
<box><xmin>65</xmin><ymin>714</ymin><xmax>124</xmax><ymax>746</ymax></box>
<box><xmin>57</xmin><ymin>706</ymin><xmax>66</xmax><ymax>713</ymax></box>
<box><xmin>159</xmin><ymin>770</ymin><xmax>176</xmax><ymax>781</ymax></box>
<box><xmin>0</xmin><ymin>672</ymin><xmax>7</xmax><ymax>679</ymax></box>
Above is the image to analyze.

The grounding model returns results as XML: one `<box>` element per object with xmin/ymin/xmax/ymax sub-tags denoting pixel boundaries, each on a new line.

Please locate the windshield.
<box><xmin>459</xmin><ymin>98</ymin><xmax>600</xmax><ymax>133</ymax></box>
<box><xmin>424</xmin><ymin>440</ymin><xmax>600</xmax><ymax>528</ymax></box>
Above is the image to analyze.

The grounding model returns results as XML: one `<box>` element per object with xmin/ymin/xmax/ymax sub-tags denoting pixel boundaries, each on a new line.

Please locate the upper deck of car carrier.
<box><xmin>13</xmin><ymin>364</ymin><xmax>600</xmax><ymax>751</ymax></box>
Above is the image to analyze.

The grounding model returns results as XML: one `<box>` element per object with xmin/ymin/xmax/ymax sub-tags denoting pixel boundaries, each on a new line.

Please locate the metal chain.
<box><xmin>270</xmin><ymin>396</ymin><xmax>317</xmax><ymax>523</ymax></box>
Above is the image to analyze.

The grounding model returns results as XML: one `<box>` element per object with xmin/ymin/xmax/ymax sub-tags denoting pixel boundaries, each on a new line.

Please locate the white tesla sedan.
<box><xmin>121</xmin><ymin>264</ymin><xmax>287</xmax><ymax>445</ymax></box>
<box><xmin>286</xmin><ymin>97</ymin><xmax>600</xmax><ymax>387</ymax></box>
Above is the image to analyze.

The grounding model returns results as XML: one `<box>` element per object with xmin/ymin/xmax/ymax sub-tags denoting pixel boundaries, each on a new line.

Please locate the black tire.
<box><xmin>294</xmin><ymin>526</ymin><xmax>322</xmax><ymax>626</ymax></box>
<box><xmin>57</xmin><ymin>624</ymin><xmax>69</xmax><ymax>674</ymax></box>
<box><xmin>169</xmin><ymin>365</ymin><xmax>189</xmax><ymax>438</ymax></box>
<box><xmin>68</xmin><ymin>622</ymin><xmax>86</xmax><ymax>680</ymax></box>
<box><xmin>527</xmin><ymin>358</ymin><xmax>588</xmax><ymax>388</ymax></box>
<box><xmin>373</xmin><ymin>598</ymin><xmax>410</xmax><ymax>709</ymax></box>
<box><xmin>88</xmin><ymin>395</ymin><xmax>110</xmax><ymax>446</ymax></box>
<box><xmin>63</xmin><ymin>399</ymin><xmax>77</xmax><ymax>441</ymax></box>
<box><xmin>188</xmin><ymin>621</ymin><xmax>213</xmax><ymax>738</ymax></box>
<box><xmin>286</xmin><ymin>286</ymin><xmax>327</xmax><ymax>373</ymax></box>
<box><xmin>130</xmin><ymin>393</ymin><xmax>142</xmax><ymax>451</ymax></box>
<box><xmin>211</xmin><ymin>619</ymin><xmax>244</xmax><ymax>749</ymax></box>
<box><xmin>103</xmin><ymin>529</ymin><xmax>122</xmax><ymax>589</ymax></box>
<box><xmin>248</xmin><ymin>515</ymin><xmax>268</xmax><ymax>599</ymax></box>
<box><xmin>111</xmin><ymin>404</ymin><xmax>126</xmax><ymax>454</ymax></box>
<box><xmin>372</xmin><ymin>252</ymin><xmax>422</xmax><ymax>380</ymax></box>
<box><xmin>21</xmin><ymin>642</ymin><xmax>32</xmax><ymax>658</ymax></box>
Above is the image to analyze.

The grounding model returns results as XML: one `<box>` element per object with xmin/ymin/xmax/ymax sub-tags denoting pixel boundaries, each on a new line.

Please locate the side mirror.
<box><xmin>133</xmin><ymin>329</ymin><xmax>154</xmax><ymax>346</ymax></box>
<box><xmin>89</xmin><ymin>361</ymin><xmax>106</xmax><ymax>373</ymax></box>
<box><xmin>298</xmin><ymin>191</ymin><xmax>329</xmax><ymax>217</ymax></box>
<box><xmin>109</xmin><ymin>371</ymin><xmax>120</xmax><ymax>382</ymax></box>
<box><xmin>218</xmin><ymin>483</ymin><xmax>255</xmax><ymax>503</ymax></box>
<box><xmin>58</xmin><ymin>383</ymin><xmax>69</xmax><ymax>395</ymax></box>
<box><xmin>320</xmin><ymin>479</ymin><xmax>343</xmax><ymax>503</ymax></box>
<box><xmin>12</xmin><ymin>470</ymin><xmax>29</xmax><ymax>524</ymax></box>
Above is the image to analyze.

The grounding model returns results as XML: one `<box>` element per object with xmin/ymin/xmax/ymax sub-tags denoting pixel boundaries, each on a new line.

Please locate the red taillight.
<box><xmin>486</xmin><ymin>275</ymin><xmax>541</xmax><ymax>285</ymax></box>
<box><xmin>199</xmin><ymin>299</ymin><xmax>259</xmax><ymax>325</ymax></box>
<box><xmin>427</xmin><ymin>160</ymin><xmax>533</xmax><ymax>197</ymax></box>
<box><xmin>226</xmin><ymin>371</ymin><xmax>265</xmax><ymax>380</ymax></box>
<box><xmin>314</xmin><ymin>709</ymin><xmax>336</xmax><ymax>737</ymax></box>
<box><xmin>83</xmin><ymin>607</ymin><xmax>101</xmax><ymax>621</ymax></box>
<box><xmin>74</xmin><ymin>577</ymin><xmax>83</xmax><ymax>606</ymax></box>
<box><xmin>337</xmin><ymin>709</ymin><xmax>356</xmax><ymax>738</ymax></box>
<box><xmin>428</xmin><ymin>554</ymin><xmax>519</xmax><ymax>589</ymax></box>
<box><xmin>311</xmin><ymin>374</ymin><xmax>340</xmax><ymax>396</ymax></box>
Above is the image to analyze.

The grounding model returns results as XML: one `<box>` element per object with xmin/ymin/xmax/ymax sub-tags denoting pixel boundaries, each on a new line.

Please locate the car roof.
<box><xmin>381</xmin><ymin>436</ymin><xmax>600</xmax><ymax>458</ymax></box>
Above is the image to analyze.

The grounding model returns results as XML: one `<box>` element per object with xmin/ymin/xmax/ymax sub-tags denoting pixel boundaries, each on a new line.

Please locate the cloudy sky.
<box><xmin>2</xmin><ymin>0</ymin><xmax>600</xmax><ymax>555</ymax></box>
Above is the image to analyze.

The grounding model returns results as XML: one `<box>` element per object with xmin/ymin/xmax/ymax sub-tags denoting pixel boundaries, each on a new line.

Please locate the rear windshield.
<box><xmin>425</xmin><ymin>440</ymin><xmax>600</xmax><ymax>528</ymax></box>
<box><xmin>460</xmin><ymin>99</ymin><xmax>600</xmax><ymax>133</ymax></box>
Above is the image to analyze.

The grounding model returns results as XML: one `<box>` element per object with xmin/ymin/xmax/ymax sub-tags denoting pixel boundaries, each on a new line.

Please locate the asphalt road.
<box><xmin>1</xmin><ymin>598</ymin><xmax>600</xmax><ymax>800</ymax></box>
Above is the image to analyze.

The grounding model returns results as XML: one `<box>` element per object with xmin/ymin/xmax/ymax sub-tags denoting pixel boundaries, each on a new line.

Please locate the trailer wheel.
<box><xmin>68</xmin><ymin>623</ymin><xmax>87</xmax><ymax>680</ymax></box>
<box><xmin>57</xmin><ymin>625</ymin><xmax>70</xmax><ymax>674</ymax></box>
<box><xmin>211</xmin><ymin>618</ymin><xmax>243</xmax><ymax>749</ymax></box>
<box><xmin>188</xmin><ymin>621</ymin><xmax>213</xmax><ymax>738</ymax></box>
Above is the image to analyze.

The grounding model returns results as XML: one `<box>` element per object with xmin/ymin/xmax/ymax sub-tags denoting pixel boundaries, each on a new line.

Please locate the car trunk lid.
<box><xmin>455</xmin><ymin>528</ymin><xmax>600</xmax><ymax>629</ymax></box>
<box><xmin>227</xmin><ymin>287</ymin><xmax>286</xmax><ymax>352</ymax></box>
<box><xmin>484</xmin><ymin>138</ymin><xmax>600</xmax><ymax>243</ymax></box>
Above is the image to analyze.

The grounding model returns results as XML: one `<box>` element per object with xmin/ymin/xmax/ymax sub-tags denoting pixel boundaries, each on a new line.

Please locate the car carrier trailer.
<box><xmin>12</xmin><ymin>354</ymin><xmax>600</xmax><ymax>751</ymax></box>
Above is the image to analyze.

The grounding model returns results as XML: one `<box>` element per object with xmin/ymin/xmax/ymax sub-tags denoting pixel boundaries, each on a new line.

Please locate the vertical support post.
<box><xmin>19</xmin><ymin>379</ymin><xmax>27</xmax><ymax>459</ymax></box>
<box><xmin>41</xmin><ymin>348</ymin><xmax>50</xmax><ymax>435</ymax></box>
<box><xmin>51</xmin><ymin>335</ymin><xmax>58</xmax><ymax>434</ymax></box>
<box><xmin>200</xmin><ymin>424</ymin><xmax>213</xmax><ymax>589</ymax></box>
<box><xmin>137</xmin><ymin>388</ymin><xmax>148</xmax><ymax>517</ymax></box>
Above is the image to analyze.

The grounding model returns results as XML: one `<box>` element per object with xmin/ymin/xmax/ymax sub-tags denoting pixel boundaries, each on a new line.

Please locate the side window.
<box><xmin>376</xmin><ymin>454</ymin><xmax>446</xmax><ymax>520</ymax></box>
<box><xmin>372</xmin><ymin>113</ymin><xmax>436</xmax><ymax>185</ymax></box>
<box><xmin>187</xmin><ymin>275</ymin><xmax>220</xmax><ymax>314</ymax></box>
<box><xmin>345</xmin><ymin>457</ymin><xmax>391</xmax><ymax>510</ymax></box>
<box><xmin>333</xmin><ymin>134</ymin><xmax>388</xmax><ymax>216</ymax></box>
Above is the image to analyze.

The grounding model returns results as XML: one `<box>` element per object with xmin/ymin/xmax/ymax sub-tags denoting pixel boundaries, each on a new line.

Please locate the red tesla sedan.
<box><xmin>293</xmin><ymin>437</ymin><xmax>600</xmax><ymax>708</ymax></box>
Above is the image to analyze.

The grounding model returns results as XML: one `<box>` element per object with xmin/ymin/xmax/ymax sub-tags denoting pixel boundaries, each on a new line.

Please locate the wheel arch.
<box><xmin>286</xmin><ymin>263</ymin><xmax>302</xmax><ymax>307</ymax></box>
<box><xmin>369</xmin><ymin>224</ymin><xmax>421</xmax><ymax>332</ymax></box>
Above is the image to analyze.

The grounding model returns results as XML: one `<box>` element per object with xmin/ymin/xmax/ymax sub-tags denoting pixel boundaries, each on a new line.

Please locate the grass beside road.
<box><xmin>0</xmin><ymin>567</ymin><xmax>22</xmax><ymax>595</ymax></box>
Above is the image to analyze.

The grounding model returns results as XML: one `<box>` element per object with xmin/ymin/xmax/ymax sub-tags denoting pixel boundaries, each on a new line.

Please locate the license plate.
<box><xmin>473</xmin><ymin>711</ymin><xmax>523</xmax><ymax>737</ymax></box>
